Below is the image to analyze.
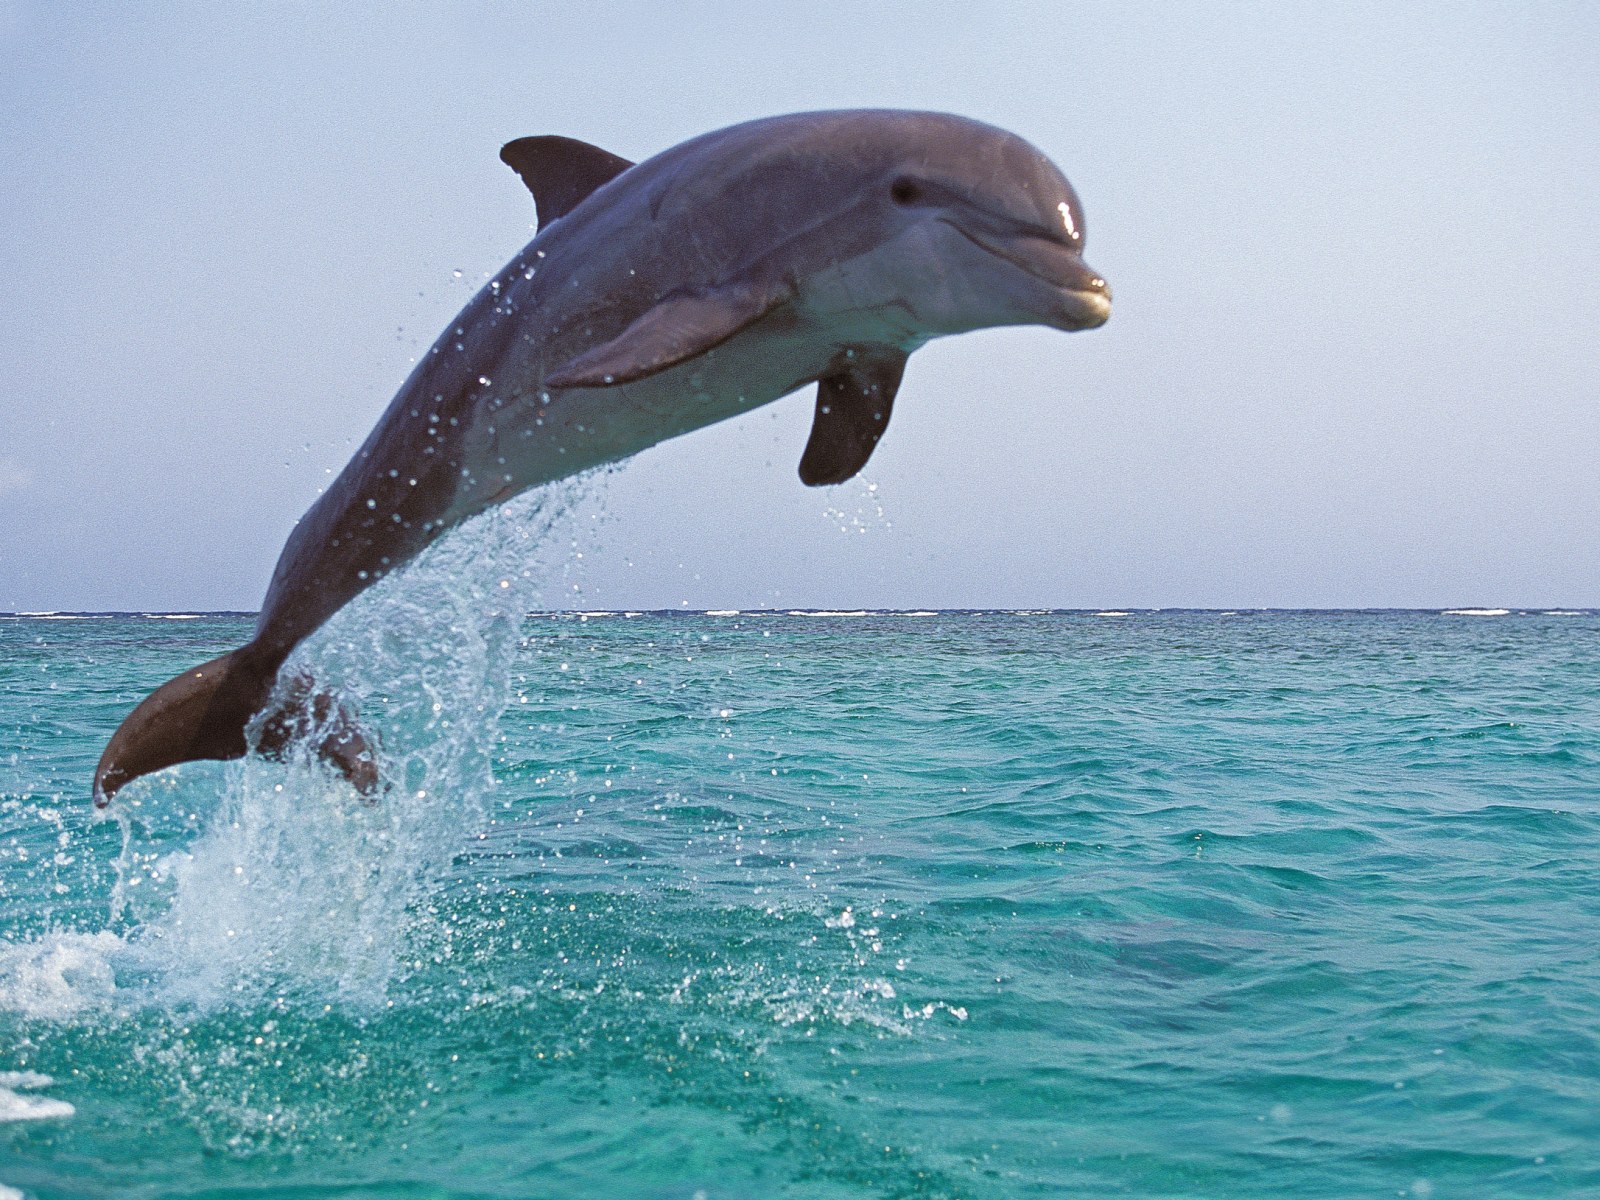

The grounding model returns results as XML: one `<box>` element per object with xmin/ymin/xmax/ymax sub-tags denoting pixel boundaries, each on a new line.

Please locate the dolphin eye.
<box><xmin>889</xmin><ymin>177</ymin><xmax>921</xmax><ymax>205</ymax></box>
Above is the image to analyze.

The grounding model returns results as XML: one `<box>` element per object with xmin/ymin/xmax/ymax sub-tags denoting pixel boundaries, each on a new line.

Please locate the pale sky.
<box><xmin>2</xmin><ymin>2</ymin><xmax>1596</xmax><ymax>611</ymax></box>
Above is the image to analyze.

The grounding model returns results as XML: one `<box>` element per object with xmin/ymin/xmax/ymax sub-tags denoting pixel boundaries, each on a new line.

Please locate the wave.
<box><xmin>6</xmin><ymin>612</ymin><xmax>113</xmax><ymax>620</ymax></box>
<box><xmin>1442</xmin><ymin>608</ymin><xmax>1511</xmax><ymax>617</ymax></box>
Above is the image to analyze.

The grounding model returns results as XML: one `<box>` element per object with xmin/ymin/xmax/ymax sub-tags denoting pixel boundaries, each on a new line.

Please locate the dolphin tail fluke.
<box><xmin>93</xmin><ymin>648</ymin><xmax>379</xmax><ymax>807</ymax></box>
<box><xmin>94</xmin><ymin>647</ymin><xmax>265</xmax><ymax>807</ymax></box>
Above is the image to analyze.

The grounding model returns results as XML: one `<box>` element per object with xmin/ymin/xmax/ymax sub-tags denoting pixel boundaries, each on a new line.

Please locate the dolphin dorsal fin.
<box><xmin>499</xmin><ymin>135</ymin><xmax>635</xmax><ymax>229</ymax></box>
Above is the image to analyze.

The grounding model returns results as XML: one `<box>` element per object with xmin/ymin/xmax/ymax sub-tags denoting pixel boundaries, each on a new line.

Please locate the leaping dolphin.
<box><xmin>93</xmin><ymin>109</ymin><xmax>1111</xmax><ymax>806</ymax></box>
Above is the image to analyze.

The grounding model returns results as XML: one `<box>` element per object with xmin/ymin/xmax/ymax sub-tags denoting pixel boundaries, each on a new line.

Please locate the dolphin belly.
<box><xmin>450</xmin><ymin>307</ymin><xmax>854</xmax><ymax>526</ymax></box>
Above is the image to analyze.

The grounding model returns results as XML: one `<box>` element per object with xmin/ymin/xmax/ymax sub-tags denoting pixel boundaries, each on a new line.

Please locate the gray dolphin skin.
<box><xmin>93</xmin><ymin>109</ymin><xmax>1111</xmax><ymax>806</ymax></box>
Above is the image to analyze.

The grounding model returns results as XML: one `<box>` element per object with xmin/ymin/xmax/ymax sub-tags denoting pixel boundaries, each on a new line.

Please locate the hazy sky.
<box><xmin>2</xmin><ymin>2</ymin><xmax>1596</xmax><ymax>611</ymax></box>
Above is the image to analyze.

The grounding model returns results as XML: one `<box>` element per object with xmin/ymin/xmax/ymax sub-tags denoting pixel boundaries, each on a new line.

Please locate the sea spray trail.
<box><xmin>3</xmin><ymin>610</ymin><xmax>1599</xmax><ymax>1197</ymax></box>
<box><xmin>13</xmin><ymin>481</ymin><xmax>595</xmax><ymax>1021</ymax></box>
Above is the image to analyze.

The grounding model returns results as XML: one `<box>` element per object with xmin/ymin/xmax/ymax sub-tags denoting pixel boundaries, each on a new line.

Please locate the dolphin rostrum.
<box><xmin>93</xmin><ymin>109</ymin><xmax>1111</xmax><ymax>805</ymax></box>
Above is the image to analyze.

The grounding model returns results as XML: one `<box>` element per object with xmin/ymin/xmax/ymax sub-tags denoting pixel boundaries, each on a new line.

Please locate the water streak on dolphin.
<box><xmin>94</xmin><ymin>109</ymin><xmax>1111</xmax><ymax>805</ymax></box>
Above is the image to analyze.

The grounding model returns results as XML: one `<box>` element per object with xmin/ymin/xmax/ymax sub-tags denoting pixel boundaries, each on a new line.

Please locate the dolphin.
<box><xmin>93</xmin><ymin>109</ymin><xmax>1111</xmax><ymax>806</ymax></box>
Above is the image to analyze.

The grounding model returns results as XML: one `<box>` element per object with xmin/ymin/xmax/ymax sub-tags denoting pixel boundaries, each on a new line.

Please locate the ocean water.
<box><xmin>1</xmin><ymin>597</ymin><xmax>1597</xmax><ymax>1195</ymax></box>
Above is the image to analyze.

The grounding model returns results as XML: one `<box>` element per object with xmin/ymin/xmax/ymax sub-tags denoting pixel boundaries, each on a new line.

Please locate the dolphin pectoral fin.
<box><xmin>94</xmin><ymin>647</ymin><xmax>271</xmax><ymax>807</ymax></box>
<box><xmin>798</xmin><ymin>349</ymin><xmax>907</xmax><ymax>486</ymax></box>
<box><xmin>499</xmin><ymin>136</ymin><xmax>635</xmax><ymax>229</ymax></box>
<box><xmin>545</xmin><ymin>281</ymin><xmax>792</xmax><ymax>389</ymax></box>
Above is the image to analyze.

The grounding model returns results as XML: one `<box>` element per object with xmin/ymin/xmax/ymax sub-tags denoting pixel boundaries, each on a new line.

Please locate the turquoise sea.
<box><xmin>2</xmin><ymin>597</ymin><xmax>1597</xmax><ymax>1196</ymax></box>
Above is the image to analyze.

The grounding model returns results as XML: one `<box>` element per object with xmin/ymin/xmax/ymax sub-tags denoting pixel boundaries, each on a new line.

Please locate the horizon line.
<box><xmin>3</xmin><ymin>607</ymin><xmax>1594</xmax><ymax>619</ymax></box>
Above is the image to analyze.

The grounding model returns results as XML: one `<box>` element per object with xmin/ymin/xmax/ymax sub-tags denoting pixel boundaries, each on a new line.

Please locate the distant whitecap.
<box><xmin>0</xmin><ymin>1072</ymin><xmax>75</xmax><ymax>1123</ymax></box>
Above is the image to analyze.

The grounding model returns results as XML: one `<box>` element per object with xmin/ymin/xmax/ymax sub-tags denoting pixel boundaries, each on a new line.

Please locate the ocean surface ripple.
<box><xmin>1</xmin><ymin>603</ymin><xmax>1597</xmax><ymax>1198</ymax></box>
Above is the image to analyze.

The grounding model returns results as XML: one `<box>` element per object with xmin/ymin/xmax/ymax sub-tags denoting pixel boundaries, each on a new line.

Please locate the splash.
<box><xmin>0</xmin><ymin>933</ymin><xmax>121</xmax><ymax>1021</ymax></box>
<box><xmin>89</xmin><ymin>481</ymin><xmax>594</xmax><ymax>1012</ymax></box>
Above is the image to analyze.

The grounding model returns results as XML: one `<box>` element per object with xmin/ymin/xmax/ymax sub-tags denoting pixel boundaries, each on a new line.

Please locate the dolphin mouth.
<box><xmin>946</xmin><ymin>221</ymin><xmax>1111</xmax><ymax>329</ymax></box>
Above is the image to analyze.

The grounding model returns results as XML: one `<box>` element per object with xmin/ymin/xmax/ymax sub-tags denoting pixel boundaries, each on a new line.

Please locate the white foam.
<box><xmin>0</xmin><ymin>932</ymin><xmax>122</xmax><ymax>1020</ymax></box>
<box><xmin>1094</xmin><ymin>610</ymin><xmax>1131</xmax><ymax>617</ymax></box>
<box><xmin>1543</xmin><ymin>610</ymin><xmax>1587</xmax><ymax>616</ymax></box>
<box><xmin>1442</xmin><ymin>608</ymin><xmax>1510</xmax><ymax>617</ymax></box>
<box><xmin>0</xmin><ymin>1072</ymin><xmax>74</xmax><ymax>1123</ymax></box>
<box><xmin>141</xmin><ymin>613</ymin><xmax>202</xmax><ymax>620</ymax></box>
<box><xmin>705</xmin><ymin>610</ymin><xmax>741</xmax><ymax>617</ymax></box>
<box><xmin>788</xmin><ymin>610</ymin><xmax>872</xmax><ymax>617</ymax></box>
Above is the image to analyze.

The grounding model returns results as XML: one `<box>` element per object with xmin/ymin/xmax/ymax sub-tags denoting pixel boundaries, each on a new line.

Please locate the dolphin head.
<box><xmin>641</xmin><ymin>111</ymin><xmax>1109</xmax><ymax>347</ymax></box>
<box><xmin>877</xmin><ymin>115</ymin><xmax>1112</xmax><ymax>338</ymax></box>
<box><xmin>640</xmin><ymin>111</ymin><xmax>1107</xmax><ymax>347</ymax></box>
<box><xmin>819</xmin><ymin>111</ymin><xmax>1111</xmax><ymax>341</ymax></box>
